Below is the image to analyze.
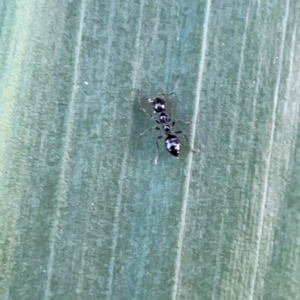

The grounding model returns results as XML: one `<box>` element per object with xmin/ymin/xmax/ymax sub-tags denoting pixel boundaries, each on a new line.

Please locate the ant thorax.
<box><xmin>159</xmin><ymin>113</ymin><xmax>168</xmax><ymax>123</ymax></box>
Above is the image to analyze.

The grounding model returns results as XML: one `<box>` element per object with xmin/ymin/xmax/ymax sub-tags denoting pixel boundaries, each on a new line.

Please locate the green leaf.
<box><xmin>1</xmin><ymin>0</ymin><xmax>300</xmax><ymax>299</ymax></box>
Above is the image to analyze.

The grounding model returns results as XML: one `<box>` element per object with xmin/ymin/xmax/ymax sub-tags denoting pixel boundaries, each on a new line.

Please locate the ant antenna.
<box><xmin>161</xmin><ymin>91</ymin><xmax>175</xmax><ymax>100</ymax></box>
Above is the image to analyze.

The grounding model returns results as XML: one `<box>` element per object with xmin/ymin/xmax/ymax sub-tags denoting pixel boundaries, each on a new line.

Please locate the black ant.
<box><xmin>137</xmin><ymin>90</ymin><xmax>195</xmax><ymax>163</ymax></box>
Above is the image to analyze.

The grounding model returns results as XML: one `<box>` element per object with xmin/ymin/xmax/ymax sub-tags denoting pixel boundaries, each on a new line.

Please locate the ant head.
<box><xmin>152</xmin><ymin>98</ymin><xmax>165</xmax><ymax>113</ymax></box>
<box><xmin>147</xmin><ymin>92</ymin><xmax>174</xmax><ymax>113</ymax></box>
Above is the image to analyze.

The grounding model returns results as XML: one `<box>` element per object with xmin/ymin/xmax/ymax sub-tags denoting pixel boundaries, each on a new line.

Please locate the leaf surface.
<box><xmin>0</xmin><ymin>0</ymin><xmax>300</xmax><ymax>299</ymax></box>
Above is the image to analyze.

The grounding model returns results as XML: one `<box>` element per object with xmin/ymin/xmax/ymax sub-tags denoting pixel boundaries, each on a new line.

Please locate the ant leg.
<box><xmin>167</xmin><ymin>107</ymin><xmax>192</xmax><ymax>125</ymax></box>
<box><xmin>156</xmin><ymin>135</ymin><xmax>163</xmax><ymax>149</ymax></box>
<box><xmin>166</xmin><ymin>104</ymin><xmax>173</xmax><ymax>123</ymax></box>
<box><xmin>179</xmin><ymin>119</ymin><xmax>193</xmax><ymax>124</ymax></box>
<box><xmin>175</xmin><ymin>130</ymin><xmax>189</xmax><ymax>142</ymax></box>
<box><xmin>139</xmin><ymin>126</ymin><xmax>160</xmax><ymax>137</ymax></box>
<box><xmin>137</xmin><ymin>89</ymin><xmax>157</xmax><ymax>119</ymax></box>
<box><xmin>154</xmin><ymin>135</ymin><xmax>163</xmax><ymax>164</ymax></box>
<box><xmin>167</xmin><ymin>110</ymin><xmax>172</xmax><ymax>123</ymax></box>
<box><xmin>173</xmin><ymin>119</ymin><xmax>193</xmax><ymax>126</ymax></box>
<box><xmin>175</xmin><ymin>131</ymin><xmax>197</xmax><ymax>153</ymax></box>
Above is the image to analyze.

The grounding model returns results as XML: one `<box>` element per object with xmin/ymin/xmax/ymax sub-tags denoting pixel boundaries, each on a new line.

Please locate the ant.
<box><xmin>137</xmin><ymin>90</ymin><xmax>195</xmax><ymax>163</ymax></box>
